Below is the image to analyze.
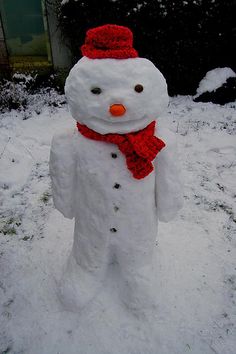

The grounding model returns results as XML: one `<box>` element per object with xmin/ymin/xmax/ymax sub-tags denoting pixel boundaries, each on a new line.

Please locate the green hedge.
<box><xmin>58</xmin><ymin>0</ymin><xmax>236</xmax><ymax>95</ymax></box>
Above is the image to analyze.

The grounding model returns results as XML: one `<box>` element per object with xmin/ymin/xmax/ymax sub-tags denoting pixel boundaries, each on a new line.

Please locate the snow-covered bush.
<box><xmin>0</xmin><ymin>73</ymin><xmax>66</xmax><ymax>116</ymax></box>
<box><xmin>194</xmin><ymin>68</ymin><xmax>236</xmax><ymax>105</ymax></box>
<box><xmin>0</xmin><ymin>78</ymin><xmax>29</xmax><ymax>112</ymax></box>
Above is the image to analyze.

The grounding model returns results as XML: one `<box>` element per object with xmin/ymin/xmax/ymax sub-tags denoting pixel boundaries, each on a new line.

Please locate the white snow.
<box><xmin>196</xmin><ymin>67</ymin><xmax>236</xmax><ymax>96</ymax></box>
<box><xmin>61</xmin><ymin>0</ymin><xmax>70</xmax><ymax>5</ymax></box>
<box><xmin>59</xmin><ymin>55</ymin><xmax>179</xmax><ymax>313</ymax></box>
<box><xmin>0</xmin><ymin>96</ymin><xmax>236</xmax><ymax>353</ymax></box>
<box><xmin>65</xmin><ymin>57</ymin><xmax>169</xmax><ymax>134</ymax></box>
<box><xmin>49</xmin><ymin>123</ymin><xmax>182</xmax><ymax>313</ymax></box>
<box><xmin>61</xmin><ymin>0</ymin><xmax>78</xmax><ymax>5</ymax></box>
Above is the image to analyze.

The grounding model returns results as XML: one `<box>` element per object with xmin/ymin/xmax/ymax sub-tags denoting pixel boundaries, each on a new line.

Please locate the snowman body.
<box><xmin>50</xmin><ymin>52</ymin><xmax>182</xmax><ymax>312</ymax></box>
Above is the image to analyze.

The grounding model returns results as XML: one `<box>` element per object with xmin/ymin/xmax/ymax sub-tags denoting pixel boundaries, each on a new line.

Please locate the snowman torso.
<box><xmin>63</xmin><ymin>56</ymin><xmax>169</xmax><ymax>245</ymax></box>
<box><xmin>71</xmin><ymin>129</ymin><xmax>157</xmax><ymax>247</ymax></box>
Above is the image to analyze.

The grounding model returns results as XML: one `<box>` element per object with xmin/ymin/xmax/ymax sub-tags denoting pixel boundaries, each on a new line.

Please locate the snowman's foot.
<box><xmin>58</xmin><ymin>254</ymin><xmax>103</xmax><ymax>312</ymax></box>
<box><xmin>120</xmin><ymin>272</ymin><xmax>158</xmax><ymax>317</ymax></box>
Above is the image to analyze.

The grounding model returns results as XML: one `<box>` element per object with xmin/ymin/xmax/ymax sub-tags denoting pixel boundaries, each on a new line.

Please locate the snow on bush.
<box><xmin>0</xmin><ymin>73</ymin><xmax>66</xmax><ymax>118</ymax></box>
<box><xmin>196</xmin><ymin>67</ymin><xmax>236</xmax><ymax>96</ymax></box>
<box><xmin>61</xmin><ymin>0</ymin><xmax>70</xmax><ymax>5</ymax></box>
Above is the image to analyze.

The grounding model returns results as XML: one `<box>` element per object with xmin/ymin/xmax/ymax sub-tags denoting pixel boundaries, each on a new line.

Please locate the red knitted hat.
<box><xmin>81</xmin><ymin>24</ymin><xmax>138</xmax><ymax>59</ymax></box>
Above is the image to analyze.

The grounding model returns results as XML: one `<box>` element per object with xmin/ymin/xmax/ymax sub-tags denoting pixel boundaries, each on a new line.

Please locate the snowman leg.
<box><xmin>115</xmin><ymin>242</ymin><xmax>157</xmax><ymax>314</ymax></box>
<box><xmin>59</xmin><ymin>228</ymin><xmax>109</xmax><ymax>312</ymax></box>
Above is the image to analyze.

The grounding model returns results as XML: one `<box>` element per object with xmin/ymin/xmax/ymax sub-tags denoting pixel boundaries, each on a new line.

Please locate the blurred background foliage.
<box><xmin>57</xmin><ymin>0</ymin><xmax>236</xmax><ymax>95</ymax></box>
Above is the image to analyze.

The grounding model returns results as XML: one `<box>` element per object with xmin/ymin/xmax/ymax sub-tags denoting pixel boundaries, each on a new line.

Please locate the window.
<box><xmin>0</xmin><ymin>0</ymin><xmax>51</xmax><ymax>66</ymax></box>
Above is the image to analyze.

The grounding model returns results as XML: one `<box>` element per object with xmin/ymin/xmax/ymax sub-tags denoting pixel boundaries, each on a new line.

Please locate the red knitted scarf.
<box><xmin>77</xmin><ymin>121</ymin><xmax>165</xmax><ymax>179</ymax></box>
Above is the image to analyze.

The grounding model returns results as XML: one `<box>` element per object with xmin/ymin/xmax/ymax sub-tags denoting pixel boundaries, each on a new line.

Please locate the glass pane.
<box><xmin>0</xmin><ymin>15</ymin><xmax>8</xmax><ymax>65</ymax></box>
<box><xmin>0</xmin><ymin>0</ymin><xmax>48</xmax><ymax>57</ymax></box>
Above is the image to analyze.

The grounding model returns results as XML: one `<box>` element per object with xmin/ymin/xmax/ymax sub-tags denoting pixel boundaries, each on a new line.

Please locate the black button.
<box><xmin>114</xmin><ymin>206</ymin><xmax>119</xmax><ymax>212</ymax></box>
<box><xmin>113</xmin><ymin>183</ymin><xmax>121</xmax><ymax>189</ymax></box>
<box><xmin>110</xmin><ymin>228</ymin><xmax>117</xmax><ymax>233</ymax></box>
<box><xmin>134</xmin><ymin>84</ymin><xmax>144</xmax><ymax>93</ymax></box>
<box><xmin>111</xmin><ymin>153</ymin><xmax>118</xmax><ymax>158</ymax></box>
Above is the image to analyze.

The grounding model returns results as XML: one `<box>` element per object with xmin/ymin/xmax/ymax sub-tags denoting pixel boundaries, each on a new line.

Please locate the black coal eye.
<box><xmin>91</xmin><ymin>87</ymin><xmax>102</xmax><ymax>94</ymax></box>
<box><xmin>134</xmin><ymin>84</ymin><xmax>144</xmax><ymax>93</ymax></box>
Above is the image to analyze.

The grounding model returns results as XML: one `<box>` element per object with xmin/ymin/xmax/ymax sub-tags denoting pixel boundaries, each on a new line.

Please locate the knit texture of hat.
<box><xmin>81</xmin><ymin>24</ymin><xmax>138</xmax><ymax>59</ymax></box>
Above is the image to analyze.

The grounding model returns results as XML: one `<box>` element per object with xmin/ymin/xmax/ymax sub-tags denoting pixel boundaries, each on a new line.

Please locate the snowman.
<box><xmin>50</xmin><ymin>24</ymin><xmax>183</xmax><ymax>313</ymax></box>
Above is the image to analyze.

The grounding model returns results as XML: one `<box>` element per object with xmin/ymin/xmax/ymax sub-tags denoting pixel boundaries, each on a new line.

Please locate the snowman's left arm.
<box><xmin>154</xmin><ymin>127</ymin><xmax>183</xmax><ymax>222</ymax></box>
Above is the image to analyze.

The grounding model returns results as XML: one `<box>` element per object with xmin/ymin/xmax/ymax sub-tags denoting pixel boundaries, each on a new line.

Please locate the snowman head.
<box><xmin>65</xmin><ymin>24</ymin><xmax>169</xmax><ymax>134</ymax></box>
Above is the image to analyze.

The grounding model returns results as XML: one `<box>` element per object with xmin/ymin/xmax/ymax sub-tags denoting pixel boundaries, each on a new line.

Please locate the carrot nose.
<box><xmin>109</xmin><ymin>104</ymin><xmax>126</xmax><ymax>117</ymax></box>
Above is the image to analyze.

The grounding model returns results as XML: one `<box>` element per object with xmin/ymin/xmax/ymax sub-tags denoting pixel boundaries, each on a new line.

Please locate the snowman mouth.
<box><xmin>100</xmin><ymin>114</ymin><xmax>143</xmax><ymax>122</ymax></box>
<box><xmin>91</xmin><ymin>113</ymin><xmax>149</xmax><ymax>125</ymax></box>
<box><xmin>85</xmin><ymin>114</ymin><xmax>153</xmax><ymax>134</ymax></box>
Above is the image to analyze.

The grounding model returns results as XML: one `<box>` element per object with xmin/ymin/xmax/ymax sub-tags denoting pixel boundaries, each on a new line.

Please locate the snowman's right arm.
<box><xmin>50</xmin><ymin>131</ymin><xmax>76</xmax><ymax>219</ymax></box>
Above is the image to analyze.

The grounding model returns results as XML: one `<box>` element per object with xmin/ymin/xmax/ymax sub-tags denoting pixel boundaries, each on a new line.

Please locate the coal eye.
<box><xmin>134</xmin><ymin>84</ymin><xmax>144</xmax><ymax>93</ymax></box>
<box><xmin>91</xmin><ymin>87</ymin><xmax>102</xmax><ymax>94</ymax></box>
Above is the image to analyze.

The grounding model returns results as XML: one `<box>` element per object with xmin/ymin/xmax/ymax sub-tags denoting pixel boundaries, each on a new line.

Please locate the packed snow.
<box><xmin>65</xmin><ymin>57</ymin><xmax>169</xmax><ymax>134</ymax></box>
<box><xmin>196</xmin><ymin>67</ymin><xmax>236</xmax><ymax>96</ymax></box>
<box><xmin>61</xmin><ymin>0</ymin><xmax>70</xmax><ymax>5</ymax></box>
<box><xmin>0</xmin><ymin>96</ymin><xmax>236</xmax><ymax>354</ymax></box>
<box><xmin>52</xmin><ymin>55</ymin><xmax>182</xmax><ymax>314</ymax></box>
<box><xmin>61</xmin><ymin>0</ymin><xmax>78</xmax><ymax>5</ymax></box>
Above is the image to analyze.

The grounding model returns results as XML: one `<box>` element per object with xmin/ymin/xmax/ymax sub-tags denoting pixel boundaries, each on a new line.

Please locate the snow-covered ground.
<box><xmin>0</xmin><ymin>96</ymin><xmax>236</xmax><ymax>354</ymax></box>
